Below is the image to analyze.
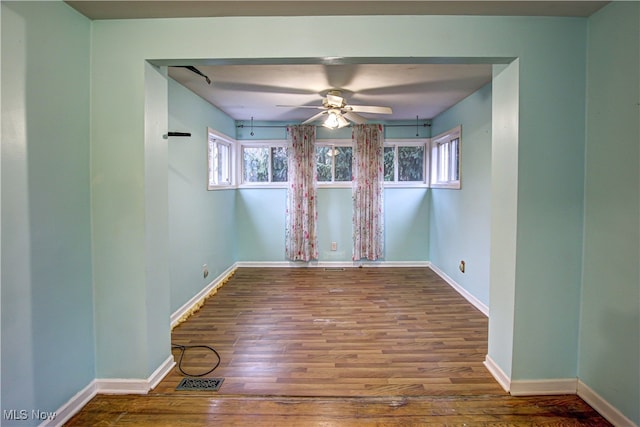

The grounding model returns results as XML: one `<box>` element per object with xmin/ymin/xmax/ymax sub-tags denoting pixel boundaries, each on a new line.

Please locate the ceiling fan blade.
<box><xmin>301</xmin><ymin>110</ymin><xmax>327</xmax><ymax>124</ymax></box>
<box><xmin>342</xmin><ymin>111</ymin><xmax>368</xmax><ymax>124</ymax></box>
<box><xmin>346</xmin><ymin>105</ymin><xmax>393</xmax><ymax>114</ymax></box>
<box><xmin>276</xmin><ymin>105</ymin><xmax>325</xmax><ymax>109</ymax></box>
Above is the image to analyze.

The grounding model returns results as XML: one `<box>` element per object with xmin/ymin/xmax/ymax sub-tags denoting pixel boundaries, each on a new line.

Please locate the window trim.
<box><xmin>207</xmin><ymin>128</ymin><xmax>235</xmax><ymax>190</ymax></box>
<box><xmin>210</xmin><ymin>134</ymin><xmax>445</xmax><ymax>190</ymax></box>
<box><xmin>238</xmin><ymin>140</ymin><xmax>289</xmax><ymax>188</ymax></box>
<box><xmin>383</xmin><ymin>138</ymin><xmax>430</xmax><ymax>188</ymax></box>
<box><xmin>430</xmin><ymin>126</ymin><xmax>462</xmax><ymax>190</ymax></box>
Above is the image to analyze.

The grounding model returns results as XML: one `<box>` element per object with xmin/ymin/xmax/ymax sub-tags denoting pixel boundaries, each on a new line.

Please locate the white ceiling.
<box><xmin>66</xmin><ymin>1</ymin><xmax>608</xmax><ymax>20</ymax></box>
<box><xmin>66</xmin><ymin>1</ymin><xmax>608</xmax><ymax>124</ymax></box>
<box><xmin>168</xmin><ymin>63</ymin><xmax>494</xmax><ymax>122</ymax></box>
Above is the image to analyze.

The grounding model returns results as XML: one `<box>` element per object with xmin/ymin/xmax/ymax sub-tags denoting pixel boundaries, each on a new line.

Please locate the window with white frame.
<box><xmin>241</xmin><ymin>142</ymin><xmax>288</xmax><ymax>184</ymax></box>
<box><xmin>430</xmin><ymin>125</ymin><xmax>461</xmax><ymax>189</ymax></box>
<box><xmin>383</xmin><ymin>140</ymin><xmax>428</xmax><ymax>185</ymax></box>
<box><xmin>232</xmin><ymin>137</ymin><xmax>440</xmax><ymax>188</ymax></box>
<box><xmin>316</xmin><ymin>142</ymin><xmax>353</xmax><ymax>184</ymax></box>
<box><xmin>207</xmin><ymin>128</ymin><xmax>233</xmax><ymax>189</ymax></box>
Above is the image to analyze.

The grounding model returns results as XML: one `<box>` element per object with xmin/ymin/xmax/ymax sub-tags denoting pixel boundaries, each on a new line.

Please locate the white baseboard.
<box><xmin>484</xmin><ymin>354</ymin><xmax>511</xmax><ymax>392</ymax></box>
<box><xmin>171</xmin><ymin>263</ymin><xmax>237</xmax><ymax>327</ymax></box>
<box><xmin>235</xmin><ymin>260</ymin><xmax>431</xmax><ymax>268</ymax></box>
<box><xmin>510</xmin><ymin>378</ymin><xmax>577</xmax><ymax>396</ymax></box>
<box><xmin>429</xmin><ymin>263</ymin><xmax>489</xmax><ymax>316</ymax></box>
<box><xmin>43</xmin><ymin>355</ymin><xmax>175</xmax><ymax>427</ymax></box>
<box><xmin>39</xmin><ymin>380</ymin><xmax>98</xmax><ymax>427</ymax></box>
<box><xmin>578</xmin><ymin>380</ymin><xmax>638</xmax><ymax>427</ymax></box>
<box><xmin>94</xmin><ymin>378</ymin><xmax>150</xmax><ymax>394</ymax></box>
<box><xmin>148</xmin><ymin>355</ymin><xmax>176</xmax><ymax>390</ymax></box>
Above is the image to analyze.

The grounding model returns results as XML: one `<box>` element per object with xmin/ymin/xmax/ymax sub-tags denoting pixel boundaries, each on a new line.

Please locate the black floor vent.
<box><xmin>324</xmin><ymin>267</ymin><xmax>346</xmax><ymax>271</ymax></box>
<box><xmin>176</xmin><ymin>377</ymin><xmax>224</xmax><ymax>391</ymax></box>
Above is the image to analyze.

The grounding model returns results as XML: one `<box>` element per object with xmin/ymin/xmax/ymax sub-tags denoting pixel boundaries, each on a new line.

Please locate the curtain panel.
<box><xmin>352</xmin><ymin>124</ymin><xmax>385</xmax><ymax>261</ymax></box>
<box><xmin>285</xmin><ymin>125</ymin><xmax>318</xmax><ymax>261</ymax></box>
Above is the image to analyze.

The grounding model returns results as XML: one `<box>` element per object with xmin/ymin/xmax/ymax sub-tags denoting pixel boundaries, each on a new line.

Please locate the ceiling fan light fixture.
<box><xmin>323</xmin><ymin>110</ymin><xmax>349</xmax><ymax>129</ymax></box>
<box><xmin>336</xmin><ymin>113</ymin><xmax>349</xmax><ymax>128</ymax></box>
<box><xmin>323</xmin><ymin>111</ymin><xmax>340</xmax><ymax>129</ymax></box>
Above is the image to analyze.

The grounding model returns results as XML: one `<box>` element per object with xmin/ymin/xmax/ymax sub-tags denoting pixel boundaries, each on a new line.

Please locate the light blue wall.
<box><xmin>234</xmin><ymin>187</ymin><xmax>429</xmax><ymax>262</ymax></box>
<box><xmin>430</xmin><ymin>83</ymin><xmax>492</xmax><ymax>306</ymax></box>
<box><xmin>143</xmin><ymin>63</ymin><xmax>173</xmax><ymax>374</ymax></box>
<box><xmin>235</xmin><ymin>124</ymin><xmax>430</xmax><ymax>263</ymax></box>
<box><xmin>316</xmin><ymin>188</ymin><xmax>353</xmax><ymax>260</ymax></box>
<box><xmin>236</xmin><ymin>189</ymin><xmax>287</xmax><ymax>261</ymax></box>
<box><xmin>168</xmin><ymin>78</ymin><xmax>237</xmax><ymax>312</ymax></box>
<box><xmin>236</xmin><ymin>120</ymin><xmax>290</xmax><ymax>140</ymax></box>
<box><xmin>384</xmin><ymin>188</ymin><xmax>430</xmax><ymax>261</ymax></box>
<box><xmin>580</xmin><ymin>2</ymin><xmax>640</xmax><ymax>424</ymax></box>
<box><xmin>3</xmin><ymin>2</ymin><xmax>637</xmax><ymax>423</ymax></box>
<box><xmin>1</xmin><ymin>1</ymin><xmax>94</xmax><ymax>422</ymax></box>
<box><xmin>510</xmin><ymin>22</ymin><xmax>587</xmax><ymax>381</ymax></box>
<box><xmin>488</xmin><ymin>62</ymin><xmax>519</xmax><ymax>379</ymax></box>
<box><xmin>89</xmin><ymin>13</ymin><xmax>587</xmax><ymax>387</ymax></box>
<box><xmin>236</xmin><ymin>119</ymin><xmax>430</xmax><ymax>141</ymax></box>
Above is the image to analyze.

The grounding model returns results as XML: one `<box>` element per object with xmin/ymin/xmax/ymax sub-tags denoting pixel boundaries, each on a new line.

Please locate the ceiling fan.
<box><xmin>279</xmin><ymin>90</ymin><xmax>393</xmax><ymax>129</ymax></box>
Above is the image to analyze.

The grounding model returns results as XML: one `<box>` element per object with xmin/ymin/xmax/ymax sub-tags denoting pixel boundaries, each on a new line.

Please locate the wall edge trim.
<box><xmin>577</xmin><ymin>380</ymin><xmax>638</xmax><ymax>427</ymax></box>
<box><xmin>429</xmin><ymin>263</ymin><xmax>489</xmax><ymax>316</ymax></box>
<box><xmin>44</xmin><ymin>356</ymin><xmax>175</xmax><ymax>426</ymax></box>
<box><xmin>509</xmin><ymin>378</ymin><xmax>577</xmax><ymax>396</ymax></box>
<box><xmin>39</xmin><ymin>380</ymin><xmax>98</xmax><ymax>427</ymax></box>
<box><xmin>148</xmin><ymin>355</ymin><xmax>176</xmax><ymax>391</ymax></box>
<box><xmin>170</xmin><ymin>263</ymin><xmax>238</xmax><ymax>328</ymax></box>
<box><xmin>484</xmin><ymin>355</ymin><xmax>511</xmax><ymax>392</ymax></box>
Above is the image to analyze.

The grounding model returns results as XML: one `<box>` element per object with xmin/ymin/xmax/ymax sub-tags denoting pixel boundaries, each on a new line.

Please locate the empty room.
<box><xmin>2</xmin><ymin>1</ymin><xmax>638</xmax><ymax>426</ymax></box>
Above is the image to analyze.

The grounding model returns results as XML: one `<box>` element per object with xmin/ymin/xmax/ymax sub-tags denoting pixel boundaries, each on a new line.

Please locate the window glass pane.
<box><xmin>218</xmin><ymin>143</ymin><xmax>230</xmax><ymax>184</ymax></box>
<box><xmin>384</xmin><ymin>146</ymin><xmax>395</xmax><ymax>181</ymax></box>
<box><xmin>208</xmin><ymin>140</ymin><xmax>216</xmax><ymax>186</ymax></box>
<box><xmin>430</xmin><ymin>126</ymin><xmax>461</xmax><ymax>188</ymax></box>
<box><xmin>271</xmin><ymin>146</ymin><xmax>288</xmax><ymax>182</ymax></box>
<box><xmin>450</xmin><ymin>138</ymin><xmax>460</xmax><ymax>181</ymax></box>
<box><xmin>334</xmin><ymin>146</ymin><xmax>352</xmax><ymax>181</ymax></box>
<box><xmin>243</xmin><ymin>147</ymin><xmax>269</xmax><ymax>182</ymax></box>
<box><xmin>315</xmin><ymin>146</ymin><xmax>332</xmax><ymax>182</ymax></box>
<box><xmin>398</xmin><ymin>146</ymin><xmax>424</xmax><ymax>181</ymax></box>
<box><xmin>439</xmin><ymin>143</ymin><xmax>449</xmax><ymax>182</ymax></box>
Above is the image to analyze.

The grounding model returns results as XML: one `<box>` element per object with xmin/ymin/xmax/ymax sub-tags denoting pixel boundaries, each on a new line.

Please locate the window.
<box><xmin>316</xmin><ymin>143</ymin><xmax>352</xmax><ymax>184</ymax></box>
<box><xmin>383</xmin><ymin>140</ymin><xmax>428</xmax><ymax>185</ymax></box>
<box><xmin>208</xmin><ymin>128</ymin><xmax>233</xmax><ymax>189</ymax></box>
<box><xmin>241</xmin><ymin>142</ymin><xmax>288</xmax><ymax>184</ymax></box>
<box><xmin>430</xmin><ymin>126</ymin><xmax>461</xmax><ymax>189</ymax></box>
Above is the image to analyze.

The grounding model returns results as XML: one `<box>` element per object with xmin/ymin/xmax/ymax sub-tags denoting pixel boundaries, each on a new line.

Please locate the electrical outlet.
<box><xmin>203</xmin><ymin>264</ymin><xmax>209</xmax><ymax>278</ymax></box>
<box><xmin>331</xmin><ymin>242</ymin><xmax>337</xmax><ymax>251</ymax></box>
<box><xmin>459</xmin><ymin>260</ymin><xmax>465</xmax><ymax>273</ymax></box>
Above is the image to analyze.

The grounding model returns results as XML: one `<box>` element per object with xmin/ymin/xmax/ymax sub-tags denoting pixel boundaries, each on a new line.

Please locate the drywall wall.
<box><xmin>1</xmin><ymin>1</ymin><xmax>94</xmax><ymax>420</ymax></box>
<box><xmin>430</xmin><ymin>82</ymin><xmax>492</xmax><ymax>307</ymax></box>
<box><xmin>168</xmin><ymin>78</ymin><xmax>237</xmax><ymax>313</ymax></box>
<box><xmin>580</xmin><ymin>2</ymin><xmax>640</xmax><ymax>424</ymax></box>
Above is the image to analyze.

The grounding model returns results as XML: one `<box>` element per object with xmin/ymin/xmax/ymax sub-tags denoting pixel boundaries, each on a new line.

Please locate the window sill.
<box><xmin>431</xmin><ymin>182</ymin><xmax>461</xmax><ymax>190</ymax></box>
<box><xmin>237</xmin><ymin>183</ymin><xmax>288</xmax><ymax>189</ymax></box>
<box><xmin>207</xmin><ymin>185</ymin><xmax>235</xmax><ymax>191</ymax></box>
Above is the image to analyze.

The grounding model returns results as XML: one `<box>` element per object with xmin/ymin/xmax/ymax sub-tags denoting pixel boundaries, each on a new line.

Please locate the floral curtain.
<box><xmin>285</xmin><ymin>125</ymin><xmax>318</xmax><ymax>261</ymax></box>
<box><xmin>352</xmin><ymin>124</ymin><xmax>385</xmax><ymax>260</ymax></box>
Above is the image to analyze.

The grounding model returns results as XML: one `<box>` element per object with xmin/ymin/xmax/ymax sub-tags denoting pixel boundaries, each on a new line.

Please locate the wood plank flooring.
<box><xmin>66</xmin><ymin>267</ymin><xmax>611</xmax><ymax>425</ymax></box>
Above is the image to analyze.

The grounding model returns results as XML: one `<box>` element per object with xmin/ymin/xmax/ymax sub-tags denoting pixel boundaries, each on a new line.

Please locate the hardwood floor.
<box><xmin>66</xmin><ymin>267</ymin><xmax>611</xmax><ymax>425</ymax></box>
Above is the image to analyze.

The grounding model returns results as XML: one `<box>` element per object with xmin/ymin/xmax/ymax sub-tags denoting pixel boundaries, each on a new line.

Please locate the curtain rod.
<box><xmin>236</xmin><ymin>123</ymin><xmax>431</xmax><ymax>129</ymax></box>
